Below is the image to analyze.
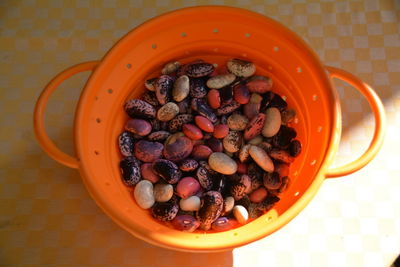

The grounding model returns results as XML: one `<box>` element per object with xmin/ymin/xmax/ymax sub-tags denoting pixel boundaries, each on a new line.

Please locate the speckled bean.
<box><xmin>189</xmin><ymin>77</ymin><xmax>208</xmax><ymax>98</ymax></box>
<box><xmin>125</xmin><ymin>99</ymin><xmax>156</xmax><ymax>119</ymax></box>
<box><xmin>118</xmin><ymin>131</ymin><xmax>135</xmax><ymax>157</ymax></box>
<box><xmin>185</xmin><ymin>62</ymin><xmax>215</xmax><ymax>77</ymax></box>
<box><xmin>179</xmin><ymin>159</ymin><xmax>199</xmax><ymax>172</ymax></box>
<box><xmin>152</xmin><ymin>199</ymin><xmax>179</xmax><ymax>221</ymax></box>
<box><xmin>196</xmin><ymin>191</ymin><xmax>224</xmax><ymax>230</ymax></box>
<box><xmin>207</xmin><ymin>138</ymin><xmax>223</xmax><ymax>152</ymax></box>
<box><xmin>155</xmin><ymin>75</ymin><xmax>174</xmax><ymax>105</ymax></box>
<box><xmin>223</xmin><ymin>131</ymin><xmax>242</xmax><ymax>153</ymax></box>
<box><xmin>161</xmin><ymin>61</ymin><xmax>181</xmax><ymax>75</ymax></box>
<box><xmin>227</xmin><ymin>59</ymin><xmax>256</xmax><ymax>77</ymax></box>
<box><xmin>244</xmin><ymin>113</ymin><xmax>266</xmax><ymax>140</ymax></box>
<box><xmin>152</xmin><ymin>159</ymin><xmax>182</xmax><ymax>184</ymax></box>
<box><xmin>157</xmin><ymin>102</ymin><xmax>179</xmax><ymax>122</ymax></box>
<box><xmin>120</xmin><ymin>156</ymin><xmax>141</xmax><ymax>186</ymax></box>
<box><xmin>206</xmin><ymin>73</ymin><xmax>236</xmax><ymax>89</ymax></box>
<box><xmin>227</xmin><ymin>114</ymin><xmax>249</xmax><ymax>131</ymax></box>
<box><xmin>168</xmin><ymin>114</ymin><xmax>193</xmax><ymax>133</ymax></box>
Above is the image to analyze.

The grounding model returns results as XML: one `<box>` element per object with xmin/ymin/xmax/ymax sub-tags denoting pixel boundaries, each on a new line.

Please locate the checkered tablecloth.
<box><xmin>1</xmin><ymin>0</ymin><xmax>399</xmax><ymax>266</ymax></box>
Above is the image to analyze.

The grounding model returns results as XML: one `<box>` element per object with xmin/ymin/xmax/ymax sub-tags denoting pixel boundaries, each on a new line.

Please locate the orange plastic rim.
<box><xmin>34</xmin><ymin>6</ymin><xmax>385</xmax><ymax>252</ymax></box>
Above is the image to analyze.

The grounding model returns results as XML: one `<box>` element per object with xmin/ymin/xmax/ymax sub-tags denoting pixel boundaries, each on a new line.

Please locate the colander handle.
<box><xmin>324</xmin><ymin>66</ymin><xmax>386</xmax><ymax>178</ymax></box>
<box><xmin>34</xmin><ymin>61</ymin><xmax>100</xmax><ymax>169</ymax></box>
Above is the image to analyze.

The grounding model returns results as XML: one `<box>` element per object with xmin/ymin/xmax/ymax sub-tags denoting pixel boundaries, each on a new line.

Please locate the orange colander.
<box><xmin>34</xmin><ymin>6</ymin><xmax>386</xmax><ymax>252</ymax></box>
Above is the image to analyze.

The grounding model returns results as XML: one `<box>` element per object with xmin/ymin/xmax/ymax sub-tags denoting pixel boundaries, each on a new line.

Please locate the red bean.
<box><xmin>194</xmin><ymin>116</ymin><xmax>214</xmax><ymax>133</ymax></box>
<box><xmin>140</xmin><ymin>163</ymin><xmax>160</xmax><ymax>183</ymax></box>
<box><xmin>275</xmin><ymin>163</ymin><xmax>290</xmax><ymax>177</ymax></box>
<box><xmin>207</xmin><ymin>89</ymin><xmax>221</xmax><ymax>109</ymax></box>
<box><xmin>176</xmin><ymin>177</ymin><xmax>201</xmax><ymax>199</ymax></box>
<box><xmin>233</xmin><ymin>84</ymin><xmax>250</xmax><ymax>104</ymax></box>
<box><xmin>213</xmin><ymin>124</ymin><xmax>229</xmax><ymax>139</ymax></box>
<box><xmin>182</xmin><ymin>124</ymin><xmax>203</xmax><ymax>140</ymax></box>
<box><xmin>249</xmin><ymin>187</ymin><xmax>268</xmax><ymax>203</ymax></box>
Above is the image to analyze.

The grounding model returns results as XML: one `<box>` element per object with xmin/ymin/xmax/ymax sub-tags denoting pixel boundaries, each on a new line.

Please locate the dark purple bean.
<box><xmin>193</xmin><ymin>98</ymin><xmax>218</xmax><ymax>123</ymax></box>
<box><xmin>263</xmin><ymin>172</ymin><xmax>281</xmax><ymax>190</ymax></box>
<box><xmin>189</xmin><ymin>77</ymin><xmax>208</xmax><ymax>98</ymax></box>
<box><xmin>171</xmin><ymin>215</ymin><xmax>200</xmax><ymax>232</ymax></box>
<box><xmin>118</xmin><ymin>131</ymin><xmax>135</xmax><ymax>157</ymax></box>
<box><xmin>152</xmin><ymin>159</ymin><xmax>182</xmax><ymax>184</ymax></box>
<box><xmin>219</xmin><ymin>85</ymin><xmax>233</xmax><ymax>104</ymax></box>
<box><xmin>142</xmin><ymin>91</ymin><xmax>159</xmax><ymax>106</ymax></box>
<box><xmin>196</xmin><ymin>191</ymin><xmax>224</xmax><ymax>230</ymax></box>
<box><xmin>152</xmin><ymin>200</ymin><xmax>179</xmax><ymax>221</ymax></box>
<box><xmin>272</xmin><ymin>125</ymin><xmax>297</xmax><ymax>148</ymax></box>
<box><xmin>119</xmin><ymin>156</ymin><xmax>141</xmax><ymax>186</ymax></box>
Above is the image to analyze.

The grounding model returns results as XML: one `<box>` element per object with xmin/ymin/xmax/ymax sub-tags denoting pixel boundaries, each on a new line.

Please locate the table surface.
<box><xmin>1</xmin><ymin>0</ymin><xmax>399</xmax><ymax>266</ymax></box>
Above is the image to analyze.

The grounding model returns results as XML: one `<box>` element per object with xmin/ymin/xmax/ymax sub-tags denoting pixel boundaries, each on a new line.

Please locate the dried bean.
<box><xmin>155</xmin><ymin>75</ymin><xmax>174</xmax><ymax>105</ymax></box>
<box><xmin>148</xmin><ymin>130</ymin><xmax>171</xmax><ymax>142</ymax></box>
<box><xmin>144</xmin><ymin>77</ymin><xmax>157</xmax><ymax>91</ymax></box>
<box><xmin>125</xmin><ymin>99</ymin><xmax>156</xmax><ymax>119</ymax></box>
<box><xmin>233</xmin><ymin>84</ymin><xmax>250</xmax><ymax>104</ymax></box>
<box><xmin>176</xmin><ymin>177</ymin><xmax>201</xmax><ymax>198</ymax></box>
<box><xmin>189</xmin><ymin>77</ymin><xmax>208</xmax><ymax>98</ymax></box>
<box><xmin>152</xmin><ymin>159</ymin><xmax>182</xmax><ymax>184</ymax></box>
<box><xmin>196</xmin><ymin>191</ymin><xmax>224</xmax><ymax>230</ymax></box>
<box><xmin>269</xmin><ymin>149</ymin><xmax>294</xmax><ymax>164</ymax></box>
<box><xmin>180</xmin><ymin>196</ymin><xmax>201</xmax><ymax>211</ymax></box>
<box><xmin>289</xmin><ymin>139</ymin><xmax>302</xmax><ymax>157</ymax></box>
<box><xmin>207</xmin><ymin>89</ymin><xmax>221</xmax><ymax>109</ymax></box>
<box><xmin>246</xmin><ymin>75</ymin><xmax>273</xmax><ymax>93</ymax></box>
<box><xmin>153</xmin><ymin>183</ymin><xmax>174</xmax><ymax>202</ymax></box>
<box><xmin>191</xmin><ymin>145</ymin><xmax>213</xmax><ymax>160</ymax></box>
<box><xmin>249</xmin><ymin>145</ymin><xmax>274</xmax><ymax>172</ymax></box>
<box><xmin>216</xmin><ymin>101</ymin><xmax>241</xmax><ymax>116</ymax></box>
<box><xmin>134</xmin><ymin>180</ymin><xmax>155</xmax><ymax>209</ymax></box>
<box><xmin>120</xmin><ymin>156</ymin><xmax>141</xmax><ymax>186</ymax></box>
<box><xmin>207</xmin><ymin>73</ymin><xmax>236</xmax><ymax>89</ymax></box>
<box><xmin>223</xmin><ymin>131</ymin><xmax>242</xmax><ymax>153</ymax></box>
<box><xmin>171</xmin><ymin>215</ymin><xmax>200</xmax><ymax>232</ymax></box>
<box><xmin>118</xmin><ymin>131</ymin><xmax>135</xmax><ymax>157</ymax></box>
<box><xmin>208</xmin><ymin>152</ymin><xmax>237</xmax><ymax>175</ymax></box>
<box><xmin>227</xmin><ymin>114</ymin><xmax>249</xmax><ymax>131</ymax></box>
<box><xmin>179</xmin><ymin>159</ymin><xmax>199</xmax><ymax>172</ymax></box>
<box><xmin>244</xmin><ymin>113</ymin><xmax>265</xmax><ymax>140</ymax></box>
<box><xmin>141</xmin><ymin>163</ymin><xmax>160</xmax><ymax>183</ymax></box>
<box><xmin>186</xmin><ymin>62</ymin><xmax>215</xmax><ymax>77</ymax></box>
<box><xmin>152</xmin><ymin>200</ymin><xmax>179</xmax><ymax>221</ymax></box>
<box><xmin>262</xmin><ymin>107</ymin><xmax>281</xmax><ymax>138</ymax></box>
<box><xmin>227</xmin><ymin>59</ymin><xmax>256</xmax><ymax>77</ymax></box>
<box><xmin>172</xmin><ymin>75</ymin><xmax>190</xmax><ymax>102</ymax></box>
<box><xmin>163</xmin><ymin>136</ymin><xmax>193</xmax><ymax>162</ymax></box>
<box><xmin>194</xmin><ymin>116</ymin><xmax>214</xmax><ymax>133</ymax></box>
<box><xmin>161</xmin><ymin>61</ymin><xmax>181</xmax><ymax>75</ymax></box>
<box><xmin>134</xmin><ymin>140</ymin><xmax>163</xmax><ymax>163</ymax></box>
<box><xmin>207</xmin><ymin>138</ymin><xmax>223</xmax><ymax>152</ymax></box>
<box><xmin>168</xmin><ymin>114</ymin><xmax>193</xmax><ymax>133</ymax></box>
<box><xmin>233</xmin><ymin>205</ymin><xmax>249</xmax><ymax>224</ymax></box>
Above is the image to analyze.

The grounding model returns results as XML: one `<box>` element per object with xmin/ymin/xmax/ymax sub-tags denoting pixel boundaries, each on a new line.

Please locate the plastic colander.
<box><xmin>34</xmin><ymin>6</ymin><xmax>386</xmax><ymax>252</ymax></box>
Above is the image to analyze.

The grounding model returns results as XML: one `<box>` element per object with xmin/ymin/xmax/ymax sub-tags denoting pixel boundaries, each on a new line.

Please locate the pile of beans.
<box><xmin>118</xmin><ymin>58</ymin><xmax>301</xmax><ymax>232</ymax></box>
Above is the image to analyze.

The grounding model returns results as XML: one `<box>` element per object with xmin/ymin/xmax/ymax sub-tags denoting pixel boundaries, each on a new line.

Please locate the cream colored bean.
<box><xmin>206</xmin><ymin>73</ymin><xmax>236</xmax><ymax>89</ymax></box>
<box><xmin>172</xmin><ymin>75</ymin><xmax>190</xmax><ymax>102</ymax></box>
<box><xmin>233</xmin><ymin>205</ymin><xmax>249</xmax><ymax>224</ymax></box>
<box><xmin>249</xmin><ymin>145</ymin><xmax>274</xmax><ymax>172</ymax></box>
<box><xmin>208</xmin><ymin>152</ymin><xmax>237</xmax><ymax>175</ymax></box>
<box><xmin>179</xmin><ymin>196</ymin><xmax>201</xmax><ymax>211</ymax></box>
<box><xmin>157</xmin><ymin>102</ymin><xmax>180</xmax><ymax>122</ymax></box>
<box><xmin>262</xmin><ymin>107</ymin><xmax>281</xmax><ymax>137</ymax></box>
<box><xmin>134</xmin><ymin>180</ymin><xmax>155</xmax><ymax>209</ymax></box>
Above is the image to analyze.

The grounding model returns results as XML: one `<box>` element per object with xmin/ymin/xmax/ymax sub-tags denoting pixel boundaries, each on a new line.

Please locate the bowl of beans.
<box><xmin>34</xmin><ymin>6</ymin><xmax>385</xmax><ymax>252</ymax></box>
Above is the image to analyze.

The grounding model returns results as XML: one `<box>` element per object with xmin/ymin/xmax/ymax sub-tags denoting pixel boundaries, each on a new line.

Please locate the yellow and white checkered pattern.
<box><xmin>1</xmin><ymin>0</ymin><xmax>399</xmax><ymax>266</ymax></box>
